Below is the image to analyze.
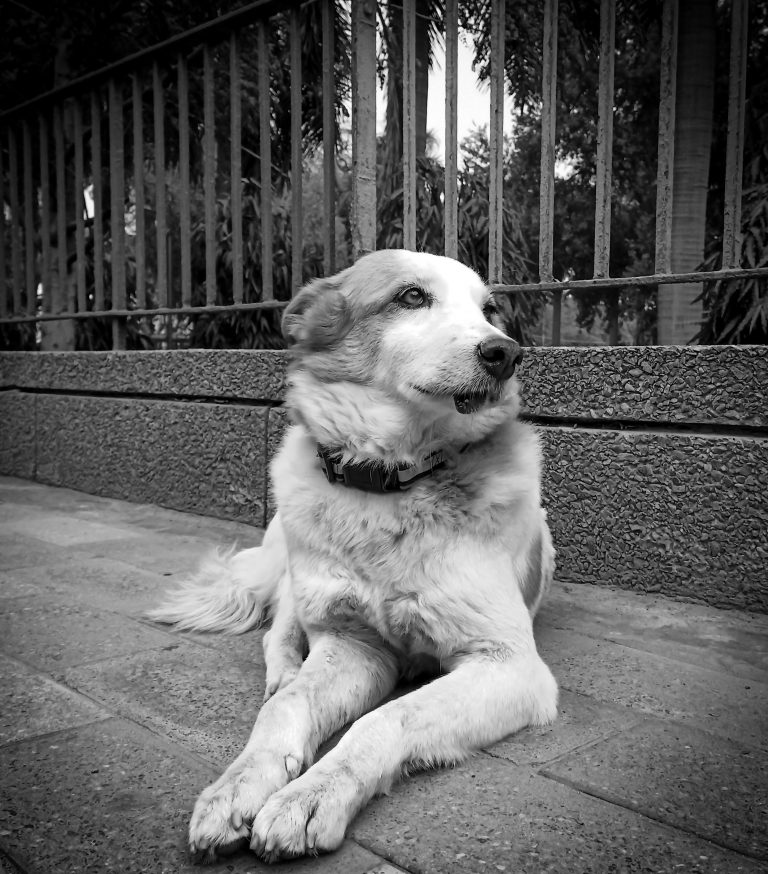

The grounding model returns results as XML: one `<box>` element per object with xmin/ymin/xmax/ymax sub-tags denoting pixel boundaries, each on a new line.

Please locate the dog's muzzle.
<box><xmin>476</xmin><ymin>337</ymin><xmax>524</xmax><ymax>381</ymax></box>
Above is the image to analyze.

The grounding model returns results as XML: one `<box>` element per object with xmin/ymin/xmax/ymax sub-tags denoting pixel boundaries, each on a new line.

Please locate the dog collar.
<box><xmin>317</xmin><ymin>445</ymin><xmax>447</xmax><ymax>493</ymax></box>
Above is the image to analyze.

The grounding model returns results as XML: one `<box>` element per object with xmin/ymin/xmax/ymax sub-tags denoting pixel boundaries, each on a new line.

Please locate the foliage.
<box><xmin>454</xmin><ymin>0</ymin><xmax>663</xmax><ymax>342</ymax></box>
<box><xmin>459</xmin><ymin>0</ymin><xmax>766</xmax><ymax>345</ymax></box>
<box><xmin>696</xmin><ymin>0</ymin><xmax>768</xmax><ymax>343</ymax></box>
<box><xmin>3</xmin><ymin>0</ymin><xmax>767</xmax><ymax>349</ymax></box>
<box><xmin>374</xmin><ymin>128</ymin><xmax>541</xmax><ymax>344</ymax></box>
<box><xmin>697</xmin><ymin>183</ymin><xmax>768</xmax><ymax>343</ymax></box>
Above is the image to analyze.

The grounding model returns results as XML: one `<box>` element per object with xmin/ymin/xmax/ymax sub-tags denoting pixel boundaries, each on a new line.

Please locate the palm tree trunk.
<box><xmin>656</xmin><ymin>0</ymin><xmax>715</xmax><ymax>344</ymax></box>
<box><xmin>414</xmin><ymin>0</ymin><xmax>430</xmax><ymax>157</ymax></box>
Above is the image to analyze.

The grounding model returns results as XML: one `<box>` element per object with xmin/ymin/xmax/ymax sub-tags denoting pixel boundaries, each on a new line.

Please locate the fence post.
<box><xmin>488</xmin><ymin>0</ymin><xmax>505</xmax><ymax>284</ymax></box>
<box><xmin>444</xmin><ymin>0</ymin><xmax>459</xmax><ymax>259</ymax></box>
<box><xmin>403</xmin><ymin>0</ymin><xmax>417</xmax><ymax>252</ymax></box>
<box><xmin>351</xmin><ymin>0</ymin><xmax>377</xmax><ymax>259</ymax></box>
<box><xmin>109</xmin><ymin>78</ymin><xmax>127</xmax><ymax>350</ymax></box>
<box><xmin>540</xmin><ymin>0</ymin><xmax>560</xmax><ymax>344</ymax></box>
<box><xmin>322</xmin><ymin>0</ymin><xmax>336</xmax><ymax>275</ymax></box>
<box><xmin>654</xmin><ymin>0</ymin><xmax>678</xmax><ymax>275</ymax></box>
<box><xmin>722</xmin><ymin>0</ymin><xmax>749</xmax><ymax>269</ymax></box>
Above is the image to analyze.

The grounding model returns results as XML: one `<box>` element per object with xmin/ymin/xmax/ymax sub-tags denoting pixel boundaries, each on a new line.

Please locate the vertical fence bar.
<box><xmin>722</xmin><ymin>0</ymin><xmax>749</xmax><ymax>269</ymax></box>
<box><xmin>203</xmin><ymin>44</ymin><xmax>216</xmax><ymax>305</ymax></box>
<box><xmin>132</xmin><ymin>73</ymin><xmax>146</xmax><ymax>309</ymax></box>
<box><xmin>73</xmin><ymin>103</ymin><xmax>87</xmax><ymax>312</ymax></box>
<box><xmin>8</xmin><ymin>127</ymin><xmax>22</xmax><ymax>314</ymax></box>
<box><xmin>91</xmin><ymin>91</ymin><xmax>105</xmax><ymax>311</ymax></box>
<box><xmin>230</xmin><ymin>32</ymin><xmax>244</xmax><ymax>304</ymax></box>
<box><xmin>257</xmin><ymin>21</ymin><xmax>273</xmax><ymax>299</ymax></box>
<box><xmin>153</xmin><ymin>62</ymin><xmax>168</xmax><ymax>308</ymax></box>
<box><xmin>109</xmin><ymin>78</ymin><xmax>126</xmax><ymax>348</ymax></box>
<box><xmin>540</xmin><ymin>0</ymin><xmax>560</xmax><ymax>342</ymax></box>
<box><xmin>177</xmin><ymin>54</ymin><xmax>192</xmax><ymax>307</ymax></box>
<box><xmin>38</xmin><ymin>115</ymin><xmax>51</xmax><ymax>318</ymax></box>
<box><xmin>655</xmin><ymin>0</ymin><xmax>678</xmax><ymax>274</ymax></box>
<box><xmin>290</xmin><ymin>6</ymin><xmax>303</xmax><ymax>293</ymax></box>
<box><xmin>53</xmin><ymin>106</ymin><xmax>68</xmax><ymax>311</ymax></box>
<box><xmin>403</xmin><ymin>0</ymin><xmax>417</xmax><ymax>251</ymax></box>
<box><xmin>444</xmin><ymin>0</ymin><xmax>459</xmax><ymax>259</ymax></box>
<box><xmin>593</xmin><ymin>0</ymin><xmax>615</xmax><ymax>279</ymax></box>
<box><xmin>22</xmin><ymin>120</ymin><xmax>36</xmax><ymax>314</ymax></box>
<box><xmin>488</xmin><ymin>0</ymin><xmax>505</xmax><ymax>283</ymax></box>
<box><xmin>322</xmin><ymin>0</ymin><xmax>336</xmax><ymax>275</ymax></box>
<box><xmin>351</xmin><ymin>0</ymin><xmax>377</xmax><ymax>258</ymax></box>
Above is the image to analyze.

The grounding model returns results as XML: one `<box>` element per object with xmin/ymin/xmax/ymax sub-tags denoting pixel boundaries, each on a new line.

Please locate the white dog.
<box><xmin>148</xmin><ymin>249</ymin><xmax>558</xmax><ymax>863</ymax></box>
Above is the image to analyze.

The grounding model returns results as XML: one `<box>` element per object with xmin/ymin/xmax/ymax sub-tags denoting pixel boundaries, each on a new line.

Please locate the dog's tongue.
<box><xmin>453</xmin><ymin>394</ymin><xmax>484</xmax><ymax>414</ymax></box>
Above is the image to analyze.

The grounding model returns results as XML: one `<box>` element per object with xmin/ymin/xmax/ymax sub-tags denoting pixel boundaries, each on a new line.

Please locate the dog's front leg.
<box><xmin>189</xmin><ymin>631</ymin><xmax>399</xmax><ymax>862</ymax></box>
<box><xmin>251</xmin><ymin>647</ymin><xmax>558</xmax><ymax>861</ymax></box>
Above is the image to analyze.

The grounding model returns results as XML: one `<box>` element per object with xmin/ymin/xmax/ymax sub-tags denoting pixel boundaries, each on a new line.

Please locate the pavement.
<box><xmin>0</xmin><ymin>475</ymin><xmax>766</xmax><ymax>874</ymax></box>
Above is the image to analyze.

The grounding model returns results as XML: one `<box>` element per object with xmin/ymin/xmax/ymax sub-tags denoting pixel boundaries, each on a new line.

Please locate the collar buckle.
<box><xmin>317</xmin><ymin>446</ymin><xmax>446</xmax><ymax>493</ymax></box>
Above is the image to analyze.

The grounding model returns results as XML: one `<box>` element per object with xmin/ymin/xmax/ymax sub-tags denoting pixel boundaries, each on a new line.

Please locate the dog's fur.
<box><xmin>148</xmin><ymin>249</ymin><xmax>558</xmax><ymax>863</ymax></box>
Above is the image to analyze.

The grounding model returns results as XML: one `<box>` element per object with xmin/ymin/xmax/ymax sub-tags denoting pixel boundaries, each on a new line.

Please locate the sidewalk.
<box><xmin>0</xmin><ymin>475</ymin><xmax>766</xmax><ymax>874</ymax></box>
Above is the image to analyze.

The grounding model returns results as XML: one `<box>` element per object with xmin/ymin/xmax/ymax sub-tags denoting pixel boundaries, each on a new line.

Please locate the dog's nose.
<box><xmin>476</xmin><ymin>336</ymin><xmax>524</xmax><ymax>380</ymax></box>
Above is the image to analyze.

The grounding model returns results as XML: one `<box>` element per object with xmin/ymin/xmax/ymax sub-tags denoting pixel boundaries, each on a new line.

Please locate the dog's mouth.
<box><xmin>452</xmin><ymin>383</ymin><xmax>504</xmax><ymax>414</ymax></box>
<box><xmin>413</xmin><ymin>382</ymin><xmax>504</xmax><ymax>415</ymax></box>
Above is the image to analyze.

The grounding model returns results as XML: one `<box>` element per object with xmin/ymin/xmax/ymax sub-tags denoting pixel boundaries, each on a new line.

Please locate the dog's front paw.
<box><xmin>189</xmin><ymin>751</ymin><xmax>302</xmax><ymax>862</ymax></box>
<box><xmin>263</xmin><ymin>662</ymin><xmax>301</xmax><ymax>702</ymax></box>
<box><xmin>250</xmin><ymin>770</ymin><xmax>359</xmax><ymax>862</ymax></box>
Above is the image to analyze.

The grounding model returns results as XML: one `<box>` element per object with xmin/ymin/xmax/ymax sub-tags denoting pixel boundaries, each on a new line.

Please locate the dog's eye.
<box><xmin>396</xmin><ymin>286</ymin><xmax>430</xmax><ymax>309</ymax></box>
<box><xmin>483</xmin><ymin>299</ymin><xmax>500</xmax><ymax>321</ymax></box>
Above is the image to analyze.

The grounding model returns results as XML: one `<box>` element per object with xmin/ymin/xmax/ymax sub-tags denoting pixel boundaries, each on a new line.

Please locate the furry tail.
<box><xmin>145</xmin><ymin>513</ymin><xmax>288</xmax><ymax>634</ymax></box>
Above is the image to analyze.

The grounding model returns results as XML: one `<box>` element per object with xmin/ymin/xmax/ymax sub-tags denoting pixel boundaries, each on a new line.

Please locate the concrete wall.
<box><xmin>1</xmin><ymin>347</ymin><xmax>766</xmax><ymax>612</ymax></box>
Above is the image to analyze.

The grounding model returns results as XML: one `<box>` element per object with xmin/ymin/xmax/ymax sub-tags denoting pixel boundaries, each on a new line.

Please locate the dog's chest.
<box><xmin>287</xmin><ymin>493</ymin><xmax>500</xmax><ymax>657</ymax></box>
<box><xmin>274</xmin><ymin>423</ymin><xmax>536</xmax><ymax>656</ymax></box>
<box><xmin>295</xmin><ymin>556</ymin><xmax>459</xmax><ymax>658</ymax></box>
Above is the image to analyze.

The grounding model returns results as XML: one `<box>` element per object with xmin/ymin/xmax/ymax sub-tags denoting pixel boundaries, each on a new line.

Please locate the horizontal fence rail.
<box><xmin>0</xmin><ymin>0</ymin><xmax>765</xmax><ymax>350</ymax></box>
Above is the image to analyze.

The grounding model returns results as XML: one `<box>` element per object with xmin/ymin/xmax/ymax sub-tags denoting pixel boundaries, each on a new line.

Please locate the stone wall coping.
<box><xmin>1</xmin><ymin>345</ymin><xmax>766</xmax><ymax>427</ymax></box>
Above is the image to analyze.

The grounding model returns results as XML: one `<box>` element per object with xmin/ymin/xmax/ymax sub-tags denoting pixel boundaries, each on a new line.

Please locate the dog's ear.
<box><xmin>282</xmin><ymin>276</ymin><xmax>351</xmax><ymax>350</ymax></box>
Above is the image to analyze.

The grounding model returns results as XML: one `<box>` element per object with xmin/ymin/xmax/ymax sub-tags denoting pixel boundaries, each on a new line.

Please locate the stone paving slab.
<box><xmin>0</xmin><ymin>512</ymin><xmax>143</xmax><ymax>547</ymax></box>
<box><xmin>0</xmin><ymin>532</ymin><xmax>77</xmax><ymax>571</ymax></box>
<box><xmin>0</xmin><ymin>851</ymin><xmax>23</xmax><ymax>874</ymax></box>
<box><xmin>0</xmin><ymin>557</ymin><xmax>171</xmax><ymax>616</ymax></box>
<box><xmin>0</xmin><ymin>718</ymin><xmax>384</xmax><ymax>874</ymax></box>
<box><xmin>0</xmin><ymin>601</ymin><xmax>175</xmax><ymax>672</ymax></box>
<box><xmin>540</xmin><ymin>582</ymin><xmax>768</xmax><ymax>681</ymax></box>
<box><xmin>61</xmin><ymin>639</ymin><xmax>268</xmax><ymax>768</ymax></box>
<box><xmin>78</xmin><ymin>531</ymin><xmax>261</xmax><ymax>577</ymax></box>
<box><xmin>537</xmin><ymin>626</ymin><xmax>768</xmax><ymax>750</ymax></box>
<box><xmin>542</xmin><ymin>720</ymin><xmax>768</xmax><ymax>862</ymax></box>
<box><xmin>0</xmin><ymin>652</ymin><xmax>110</xmax><ymax>744</ymax></box>
<box><xmin>1</xmin><ymin>478</ymin><xmax>259</xmax><ymax>541</ymax></box>
<box><xmin>487</xmin><ymin>689</ymin><xmax>642</xmax><ymax>767</ymax></box>
<box><xmin>2</xmin><ymin>476</ymin><xmax>768</xmax><ymax>874</ymax></box>
<box><xmin>351</xmin><ymin>754</ymin><xmax>764</xmax><ymax>874</ymax></box>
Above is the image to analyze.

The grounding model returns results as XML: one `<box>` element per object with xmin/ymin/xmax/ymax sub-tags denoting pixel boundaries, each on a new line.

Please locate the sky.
<box><xmin>375</xmin><ymin>34</ymin><xmax>519</xmax><ymax>164</ymax></box>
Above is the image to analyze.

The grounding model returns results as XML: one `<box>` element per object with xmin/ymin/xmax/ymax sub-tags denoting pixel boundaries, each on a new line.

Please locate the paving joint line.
<box><xmin>538</xmin><ymin>769</ymin><xmax>768</xmax><ymax>864</ymax></box>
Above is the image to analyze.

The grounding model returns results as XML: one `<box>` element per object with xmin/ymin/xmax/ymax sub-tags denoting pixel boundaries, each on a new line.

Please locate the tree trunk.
<box><xmin>383</xmin><ymin>0</ymin><xmax>430</xmax><ymax>171</ymax></box>
<box><xmin>414</xmin><ymin>0</ymin><xmax>430</xmax><ymax>157</ymax></box>
<box><xmin>656</xmin><ymin>0</ymin><xmax>715</xmax><ymax>345</ymax></box>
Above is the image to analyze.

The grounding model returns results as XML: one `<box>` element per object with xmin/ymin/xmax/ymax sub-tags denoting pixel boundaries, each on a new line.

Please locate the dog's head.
<box><xmin>283</xmin><ymin>250</ymin><xmax>523</xmax><ymax>455</ymax></box>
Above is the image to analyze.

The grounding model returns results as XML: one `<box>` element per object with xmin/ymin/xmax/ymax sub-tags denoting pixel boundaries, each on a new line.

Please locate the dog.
<box><xmin>148</xmin><ymin>249</ymin><xmax>558</xmax><ymax>863</ymax></box>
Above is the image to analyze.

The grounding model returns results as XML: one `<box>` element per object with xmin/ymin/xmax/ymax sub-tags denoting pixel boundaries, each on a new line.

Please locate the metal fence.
<box><xmin>0</xmin><ymin>0</ymin><xmax>765</xmax><ymax>350</ymax></box>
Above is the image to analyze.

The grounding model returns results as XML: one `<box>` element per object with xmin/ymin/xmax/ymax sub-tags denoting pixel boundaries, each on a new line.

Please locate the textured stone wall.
<box><xmin>540</xmin><ymin>428</ymin><xmax>767</xmax><ymax>610</ymax></box>
<box><xmin>1</xmin><ymin>347</ymin><xmax>766</xmax><ymax>611</ymax></box>
<box><xmin>519</xmin><ymin>346</ymin><xmax>768</xmax><ymax>427</ymax></box>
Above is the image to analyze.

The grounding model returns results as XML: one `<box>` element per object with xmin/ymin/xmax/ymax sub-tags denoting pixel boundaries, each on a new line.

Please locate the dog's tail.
<box><xmin>145</xmin><ymin>513</ymin><xmax>288</xmax><ymax>634</ymax></box>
